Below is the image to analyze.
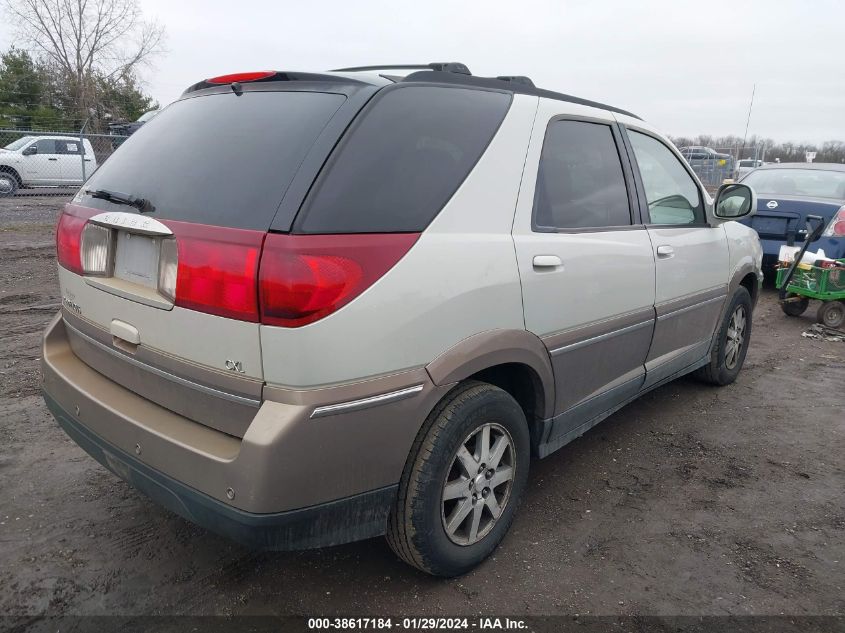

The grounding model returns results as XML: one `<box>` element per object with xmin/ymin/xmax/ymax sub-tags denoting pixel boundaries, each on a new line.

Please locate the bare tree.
<box><xmin>4</xmin><ymin>0</ymin><xmax>164</xmax><ymax>117</ymax></box>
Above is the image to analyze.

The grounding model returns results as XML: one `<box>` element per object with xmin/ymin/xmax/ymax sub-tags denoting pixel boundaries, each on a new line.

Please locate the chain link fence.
<box><xmin>681</xmin><ymin>145</ymin><xmax>769</xmax><ymax>190</ymax></box>
<box><xmin>681</xmin><ymin>147</ymin><xmax>737</xmax><ymax>189</ymax></box>
<box><xmin>0</xmin><ymin>128</ymin><xmax>128</xmax><ymax>197</ymax></box>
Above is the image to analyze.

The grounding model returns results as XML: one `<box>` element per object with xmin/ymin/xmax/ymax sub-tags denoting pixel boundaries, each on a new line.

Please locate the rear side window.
<box><xmin>296</xmin><ymin>85</ymin><xmax>511</xmax><ymax>234</ymax></box>
<box><xmin>533</xmin><ymin>120</ymin><xmax>631</xmax><ymax>230</ymax></box>
<box><xmin>79</xmin><ymin>91</ymin><xmax>346</xmax><ymax>230</ymax></box>
<box><xmin>58</xmin><ymin>140</ymin><xmax>81</xmax><ymax>155</ymax></box>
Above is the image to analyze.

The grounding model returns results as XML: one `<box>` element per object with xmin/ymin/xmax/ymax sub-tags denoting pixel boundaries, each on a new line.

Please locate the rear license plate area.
<box><xmin>752</xmin><ymin>216</ymin><xmax>789</xmax><ymax>237</ymax></box>
<box><xmin>113</xmin><ymin>231</ymin><xmax>159</xmax><ymax>289</ymax></box>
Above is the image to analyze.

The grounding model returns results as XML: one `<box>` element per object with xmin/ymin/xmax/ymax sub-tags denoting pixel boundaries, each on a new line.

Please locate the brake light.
<box><xmin>206</xmin><ymin>71</ymin><xmax>275</xmax><ymax>84</ymax></box>
<box><xmin>823</xmin><ymin>206</ymin><xmax>845</xmax><ymax>237</ymax></box>
<box><xmin>56</xmin><ymin>206</ymin><xmax>98</xmax><ymax>274</ymax></box>
<box><xmin>165</xmin><ymin>221</ymin><xmax>265</xmax><ymax>321</ymax></box>
<box><xmin>259</xmin><ymin>233</ymin><xmax>419</xmax><ymax>327</ymax></box>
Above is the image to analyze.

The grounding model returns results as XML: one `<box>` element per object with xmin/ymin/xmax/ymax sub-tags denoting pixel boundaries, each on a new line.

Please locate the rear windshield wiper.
<box><xmin>85</xmin><ymin>188</ymin><xmax>155</xmax><ymax>214</ymax></box>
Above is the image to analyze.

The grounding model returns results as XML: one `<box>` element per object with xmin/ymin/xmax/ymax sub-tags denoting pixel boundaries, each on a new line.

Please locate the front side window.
<box><xmin>532</xmin><ymin>120</ymin><xmax>631</xmax><ymax>230</ymax></box>
<box><xmin>629</xmin><ymin>131</ymin><xmax>704</xmax><ymax>225</ymax></box>
<box><xmin>35</xmin><ymin>139</ymin><xmax>57</xmax><ymax>154</ymax></box>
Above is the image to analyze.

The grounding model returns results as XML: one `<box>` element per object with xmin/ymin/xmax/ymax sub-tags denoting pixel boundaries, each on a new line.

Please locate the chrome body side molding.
<box><xmin>310</xmin><ymin>384</ymin><xmax>425</xmax><ymax>419</ymax></box>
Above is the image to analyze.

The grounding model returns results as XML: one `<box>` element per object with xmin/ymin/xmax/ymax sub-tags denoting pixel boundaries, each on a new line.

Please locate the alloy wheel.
<box><xmin>0</xmin><ymin>174</ymin><xmax>14</xmax><ymax>195</ymax></box>
<box><xmin>725</xmin><ymin>305</ymin><xmax>747</xmax><ymax>370</ymax></box>
<box><xmin>441</xmin><ymin>422</ymin><xmax>515</xmax><ymax>546</ymax></box>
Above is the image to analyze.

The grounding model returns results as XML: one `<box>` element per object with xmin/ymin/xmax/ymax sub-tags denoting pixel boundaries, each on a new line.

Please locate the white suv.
<box><xmin>41</xmin><ymin>63</ymin><xmax>762</xmax><ymax>576</ymax></box>
<box><xmin>0</xmin><ymin>135</ymin><xmax>97</xmax><ymax>196</ymax></box>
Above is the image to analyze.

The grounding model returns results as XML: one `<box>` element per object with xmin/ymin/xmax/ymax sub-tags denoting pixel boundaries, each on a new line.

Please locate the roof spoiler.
<box><xmin>181</xmin><ymin>71</ymin><xmax>366</xmax><ymax>96</ymax></box>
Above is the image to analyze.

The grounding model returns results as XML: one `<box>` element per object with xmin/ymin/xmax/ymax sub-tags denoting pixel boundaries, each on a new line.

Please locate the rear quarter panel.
<box><xmin>259</xmin><ymin>94</ymin><xmax>540</xmax><ymax>388</ymax></box>
<box><xmin>723</xmin><ymin>220</ymin><xmax>763</xmax><ymax>295</ymax></box>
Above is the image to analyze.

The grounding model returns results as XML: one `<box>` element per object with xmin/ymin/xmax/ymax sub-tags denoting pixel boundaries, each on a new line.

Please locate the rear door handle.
<box><xmin>656</xmin><ymin>245</ymin><xmax>675</xmax><ymax>258</ymax></box>
<box><xmin>533</xmin><ymin>255</ymin><xmax>563</xmax><ymax>269</ymax></box>
<box><xmin>47</xmin><ymin>157</ymin><xmax>58</xmax><ymax>161</ymax></box>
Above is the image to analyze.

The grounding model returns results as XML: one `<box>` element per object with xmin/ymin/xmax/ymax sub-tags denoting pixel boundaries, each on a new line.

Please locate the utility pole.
<box><xmin>740</xmin><ymin>83</ymin><xmax>756</xmax><ymax>161</ymax></box>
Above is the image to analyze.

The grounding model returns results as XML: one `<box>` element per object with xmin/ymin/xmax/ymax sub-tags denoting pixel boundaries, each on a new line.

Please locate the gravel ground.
<box><xmin>0</xmin><ymin>196</ymin><xmax>843</xmax><ymax>619</ymax></box>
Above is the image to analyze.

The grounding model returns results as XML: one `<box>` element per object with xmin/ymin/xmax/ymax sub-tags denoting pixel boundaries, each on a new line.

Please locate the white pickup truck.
<box><xmin>0</xmin><ymin>135</ymin><xmax>97</xmax><ymax>196</ymax></box>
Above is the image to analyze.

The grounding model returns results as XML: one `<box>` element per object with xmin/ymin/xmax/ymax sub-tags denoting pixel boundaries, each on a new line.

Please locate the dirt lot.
<box><xmin>0</xmin><ymin>196</ymin><xmax>843</xmax><ymax>619</ymax></box>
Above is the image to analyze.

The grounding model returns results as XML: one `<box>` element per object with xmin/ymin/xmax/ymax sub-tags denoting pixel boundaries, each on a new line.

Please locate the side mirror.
<box><xmin>714</xmin><ymin>183</ymin><xmax>756</xmax><ymax>219</ymax></box>
<box><xmin>22</xmin><ymin>145</ymin><xmax>37</xmax><ymax>156</ymax></box>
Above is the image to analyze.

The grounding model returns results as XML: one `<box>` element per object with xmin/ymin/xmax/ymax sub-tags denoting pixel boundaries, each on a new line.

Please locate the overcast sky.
<box><xmin>2</xmin><ymin>0</ymin><xmax>843</xmax><ymax>143</ymax></box>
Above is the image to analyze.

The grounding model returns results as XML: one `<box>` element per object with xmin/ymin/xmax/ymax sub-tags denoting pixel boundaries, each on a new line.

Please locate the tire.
<box><xmin>0</xmin><ymin>171</ymin><xmax>19</xmax><ymax>197</ymax></box>
<box><xmin>386</xmin><ymin>381</ymin><xmax>530</xmax><ymax>577</ymax></box>
<box><xmin>781</xmin><ymin>294</ymin><xmax>809</xmax><ymax>317</ymax></box>
<box><xmin>817</xmin><ymin>300</ymin><xmax>845</xmax><ymax>329</ymax></box>
<box><xmin>695</xmin><ymin>286</ymin><xmax>752</xmax><ymax>386</ymax></box>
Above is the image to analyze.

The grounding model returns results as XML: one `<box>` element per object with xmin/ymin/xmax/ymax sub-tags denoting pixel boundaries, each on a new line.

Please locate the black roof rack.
<box><xmin>331</xmin><ymin>62</ymin><xmax>471</xmax><ymax>75</ymax></box>
<box><xmin>496</xmin><ymin>76</ymin><xmax>535</xmax><ymax>87</ymax></box>
<box><xmin>400</xmin><ymin>70</ymin><xmax>641</xmax><ymax>120</ymax></box>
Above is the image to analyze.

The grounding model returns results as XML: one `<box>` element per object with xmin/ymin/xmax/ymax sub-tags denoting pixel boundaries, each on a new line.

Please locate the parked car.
<box><xmin>41</xmin><ymin>63</ymin><xmax>762</xmax><ymax>577</ymax></box>
<box><xmin>108</xmin><ymin>109</ymin><xmax>159</xmax><ymax>137</ymax></box>
<box><xmin>0</xmin><ymin>135</ymin><xmax>97</xmax><ymax>196</ymax></box>
<box><xmin>679</xmin><ymin>146</ymin><xmax>735</xmax><ymax>170</ymax></box>
<box><xmin>679</xmin><ymin>145</ymin><xmax>733</xmax><ymax>163</ymax></box>
<box><xmin>735</xmin><ymin>158</ymin><xmax>765</xmax><ymax>180</ymax></box>
<box><xmin>738</xmin><ymin>163</ymin><xmax>845</xmax><ymax>269</ymax></box>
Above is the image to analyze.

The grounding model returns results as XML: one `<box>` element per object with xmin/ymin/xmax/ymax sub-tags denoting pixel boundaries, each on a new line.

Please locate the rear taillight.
<box><xmin>823</xmin><ymin>206</ymin><xmax>845</xmax><ymax>237</ymax></box>
<box><xmin>166</xmin><ymin>221</ymin><xmax>265</xmax><ymax>321</ymax></box>
<box><xmin>259</xmin><ymin>233</ymin><xmax>419</xmax><ymax>327</ymax></box>
<box><xmin>58</xmin><ymin>206</ymin><xmax>418</xmax><ymax>327</ymax></box>
<box><xmin>56</xmin><ymin>207</ymin><xmax>98</xmax><ymax>274</ymax></box>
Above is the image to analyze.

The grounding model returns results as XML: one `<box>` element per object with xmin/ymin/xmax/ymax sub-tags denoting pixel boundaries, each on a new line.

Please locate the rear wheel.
<box><xmin>695</xmin><ymin>286</ymin><xmax>752</xmax><ymax>386</ymax></box>
<box><xmin>0</xmin><ymin>171</ymin><xmax>19</xmax><ymax>197</ymax></box>
<box><xmin>781</xmin><ymin>294</ymin><xmax>809</xmax><ymax>317</ymax></box>
<box><xmin>386</xmin><ymin>381</ymin><xmax>530</xmax><ymax>577</ymax></box>
<box><xmin>817</xmin><ymin>300</ymin><xmax>845</xmax><ymax>329</ymax></box>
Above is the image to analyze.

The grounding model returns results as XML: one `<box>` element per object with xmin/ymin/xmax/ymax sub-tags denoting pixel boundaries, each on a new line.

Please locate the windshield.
<box><xmin>3</xmin><ymin>136</ymin><xmax>35</xmax><ymax>151</ymax></box>
<box><xmin>79</xmin><ymin>90</ymin><xmax>346</xmax><ymax>230</ymax></box>
<box><xmin>136</xmin><ymin>110</ymin><xmax>158</xmax><ymax>122</ymax></box>
<box><xmin>742</xmin><ymin>168</ymin><xmax>845</xmax><ymax>199</ymax></box>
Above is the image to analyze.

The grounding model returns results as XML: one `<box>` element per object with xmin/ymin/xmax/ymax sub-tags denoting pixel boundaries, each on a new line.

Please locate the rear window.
<box><xmin>742</xmin><ymin>168</ymin><xmax>845</xmax><ymax>199</ymax></box>
<box><xmin>296</xmin><ymin>85</ymin><xmax>511</xmax><ymax>233</ymax></box>
<box><xmin>79</xmin><ymin>91</ymin><xmax>346</xmax><ymax>230</ymax></box>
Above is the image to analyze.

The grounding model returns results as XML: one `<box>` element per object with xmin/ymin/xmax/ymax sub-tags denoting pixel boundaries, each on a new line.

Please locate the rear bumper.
<box><xmin>44</xmin><ymin>390</ymin><xmax>396</xmax><ymax>549</ymax></box>
<box><xmin>760</xmin><ymin>236</ymin><xmax>845</xmax><ymax>264</ymax></box>
<box><xmin>41</xmin><ymin>312</ymin><xmax>448</xmax><ymax>549</ymax></box>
